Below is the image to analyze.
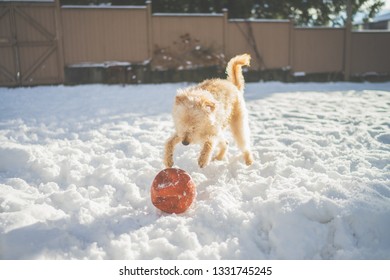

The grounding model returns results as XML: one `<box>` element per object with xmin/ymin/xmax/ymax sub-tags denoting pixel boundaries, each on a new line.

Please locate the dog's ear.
<box><xmin>175</xmin><ymin>95</ymin><xmax>187</xmax><ymax>105</ymax></box>
<box><xmin>202</xmin><ymin>99</ymin><xmax>216</xmax><ymax>112</ymax></box>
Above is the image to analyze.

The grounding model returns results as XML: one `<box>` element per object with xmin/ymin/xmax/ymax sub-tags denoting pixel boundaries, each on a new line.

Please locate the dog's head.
<box><xmin>172</xmin><ymin>89</ymin><xmax>217</xmax><ymax>145</ymax></box>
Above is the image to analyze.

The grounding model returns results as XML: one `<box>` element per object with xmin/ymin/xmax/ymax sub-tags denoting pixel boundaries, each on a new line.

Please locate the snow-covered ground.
<box><xmin>0</xmin><ymin>81</ymin><xmax>389</xmax><ymax>260</ymax></box>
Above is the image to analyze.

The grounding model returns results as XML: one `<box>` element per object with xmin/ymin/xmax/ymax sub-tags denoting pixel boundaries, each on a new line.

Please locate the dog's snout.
<box><xmin>182</xmin><ymin>134</ymin><xmax>190</xmax><ymax>146</ymax></box>
<box><xmin>182</xmin><ymin>140</ymin><xmax>190</xmax><ymax>146</ymax></box>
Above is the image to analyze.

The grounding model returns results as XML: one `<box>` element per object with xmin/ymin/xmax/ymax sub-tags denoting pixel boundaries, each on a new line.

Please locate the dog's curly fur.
<box><xmin>164</xmin><ymin>54</ymin><xmax>254</xmax><ymax>168</ymax></box>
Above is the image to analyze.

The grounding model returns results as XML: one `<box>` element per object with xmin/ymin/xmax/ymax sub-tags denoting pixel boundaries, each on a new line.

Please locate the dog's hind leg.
<box><xmin>164</xmin><ymin>134</ymin><xmax>181</xmax><ymax>167</ymax></box>
<box><xmin>213</xmin><ymin>138</ymin><xmax>228</xmax><ymax>161</ymax></box>
<box><xmin>230</xmin><ymin>103</ymin><xmax>254</xmax><ymax>166</ymax></box>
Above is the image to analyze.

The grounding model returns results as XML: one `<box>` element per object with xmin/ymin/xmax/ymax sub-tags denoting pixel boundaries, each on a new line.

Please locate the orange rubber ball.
<box><xmin>151</xmin><ymin>168</ymin><xmax>196</xmax><ymax>214</ymax></box>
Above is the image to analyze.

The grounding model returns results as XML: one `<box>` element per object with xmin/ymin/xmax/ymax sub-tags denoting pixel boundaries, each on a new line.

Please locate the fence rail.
<box><xmin>1</xmin><ymin>0</ymin><xmax>390</xmax><ymax>86</ymax></box>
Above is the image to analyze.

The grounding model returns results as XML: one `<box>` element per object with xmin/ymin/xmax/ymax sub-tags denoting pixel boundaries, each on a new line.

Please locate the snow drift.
<box><xmin>0</xmin><ymin>82</ymin><xmax>389</xmax><ymax>259</ymax></box>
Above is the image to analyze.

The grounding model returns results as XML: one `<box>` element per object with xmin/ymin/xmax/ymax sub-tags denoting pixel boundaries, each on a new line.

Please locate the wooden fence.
<box><xmin>1</xmin><ymin>0</ymin><xmax>390</xmax><ymax>86</ymax></box>
<box><xmin>61</xmin><ymin>5</ymin><xmax>149</xmax><ymax>65</ymax></box>
<box><xmin>0</xmin><ymin>1</ymin><xmax>64</xmax><ymax>86</ymax></box>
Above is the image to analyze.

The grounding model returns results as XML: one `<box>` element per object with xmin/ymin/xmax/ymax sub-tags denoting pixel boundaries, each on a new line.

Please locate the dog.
<box><xmin>164</xmin><ymin>54</ymin><xmax>254</xmax><ymax>168</ymax></box>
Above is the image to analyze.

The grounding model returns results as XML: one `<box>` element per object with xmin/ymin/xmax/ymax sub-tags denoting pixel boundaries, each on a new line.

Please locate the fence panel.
<box><xmin>61</xmin><ymin>6</ymin><xmax>149</xmax><ymax>65</ymax></box>
<box><xmin>293</xmin><ymin>28</ymin><xmax>345</xmax><ymax>74</ymax></box>
<box><xmin>0</xmin><ymin>4</ymin><xmax>17</xmax><ymax>86</ymax></box>
<box><xmin>0</xmin><ymin>1</ymin><xmax>62</xmax><ymax>86</ymax></box>
<box><xmin>16</xmin><ymin>3</ymin><xmax>61</xmax><ymax>85</ymax></box>
<box><xmin>152</xmin><ymin>14</ymin><xmax>225</xmax><ymax>57</ymax></box>
<box><xmin>350</xmin><ymin>31</ymin><xmax>390</xmax><ymax>75</ymax></box>
<box><xmin>227</xmin><ymin>20</ymin><xmax>290</xmax><ymax>70</ymax></box>
<box><xmin>2</xmin><ymin>2</ymin><xmax>390</xmax><ymax>86</ymax></box>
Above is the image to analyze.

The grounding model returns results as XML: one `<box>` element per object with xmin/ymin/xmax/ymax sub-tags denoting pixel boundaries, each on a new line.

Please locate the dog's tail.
<box><xmin>226</xmin><ymin>54</ymin><xmax>251</xmax><ymax>91</ymax></box>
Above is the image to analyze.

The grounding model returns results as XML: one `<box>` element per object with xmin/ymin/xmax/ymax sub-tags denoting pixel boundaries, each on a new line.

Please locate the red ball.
<box><xmin>151</xmin><ymin>168</ymin><xmax>196</xmax><ymax>214</ymax></box>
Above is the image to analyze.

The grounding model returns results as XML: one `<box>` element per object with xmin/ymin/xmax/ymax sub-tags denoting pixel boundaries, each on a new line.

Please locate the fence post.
<box><xmin>344</xmin><ymin>0</ymin><xmax>352</xmax><ymax>81</ymax></box>
<box><xmin>54</xmin><ymin>0</ymin><xmax>65</xmax><ymax>83</ymax></box>
<box><xmin>146</xmin><ymin>1</ymin><xmax>153</xmax><ymax>60</ymax></box>
<box><xmin>288</xmin><ymin>17</ymin><xmax>295</xmax><ymax>76</ymax></box>
<box><xmin>222</xmin><ymin>8</ymin><xmax>229</xmax><ymax>57</ymax></box>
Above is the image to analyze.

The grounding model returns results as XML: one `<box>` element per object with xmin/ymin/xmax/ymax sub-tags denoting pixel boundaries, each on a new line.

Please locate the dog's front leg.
<box><xmin>164</xmin><ymin>134</ymin><xmax>181</xmax><ymax>168</ymax></box>
<box><xmin>198</xmin><ymin>139</ymin><xmax>215</xmax><ymax>168</ymax></box>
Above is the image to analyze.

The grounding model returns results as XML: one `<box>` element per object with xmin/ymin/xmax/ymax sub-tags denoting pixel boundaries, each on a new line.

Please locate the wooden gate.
<box><xmin>0</xmin><ymin>1</ymin><xmax>63</xmax><ymax>86</ymax></box>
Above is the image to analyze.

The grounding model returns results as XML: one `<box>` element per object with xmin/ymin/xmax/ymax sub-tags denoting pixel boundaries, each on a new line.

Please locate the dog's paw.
<box><xmin>198</xmin><ymin>158</ymin><xmax>209</xmax><ymax>168</ymax></box>
<box><xmin>212</xmin><ymin>154</ymin><xmax>224</xmax><ymax>161</ymax></box>
<box><xmin>243</xmin><ymin>151</ymin><xmax>254</xmax><ymax>166</ymax></box>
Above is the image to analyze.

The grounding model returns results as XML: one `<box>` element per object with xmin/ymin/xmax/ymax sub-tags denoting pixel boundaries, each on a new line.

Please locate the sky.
<box><xmin>384</xmin><ymin>0</ymin><xmax>390</xmax><ymax>10</ymax></box>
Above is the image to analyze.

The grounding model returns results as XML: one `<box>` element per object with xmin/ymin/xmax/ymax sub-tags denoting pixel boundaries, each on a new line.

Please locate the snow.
<box><xmin>153</xmin><ymin>13</ymin><xmax>223</xmax><ymax>17</ymax></box>
<box><xmin>68</xmin><ymin>61</ymin><xmax>132</xmax><ymax>68</ymax></box>
<box><xmin>293</xmin><ymin>72</ymin><xmax>306</xmax><ymax>77</ymax></box>
<box><xmin>230</xmin><ymin>19</ymin><xmax>290</xmax><ymax>23</ymax></box>
<box><xmin>62</xmin><ymin>5</ymin><xmax>147</xmax><ymax>10</ymax></box>
<box><xmin>0</xmin><ymin>81</ymin><xmax>389</xmax><ymax>260</ymax></box>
